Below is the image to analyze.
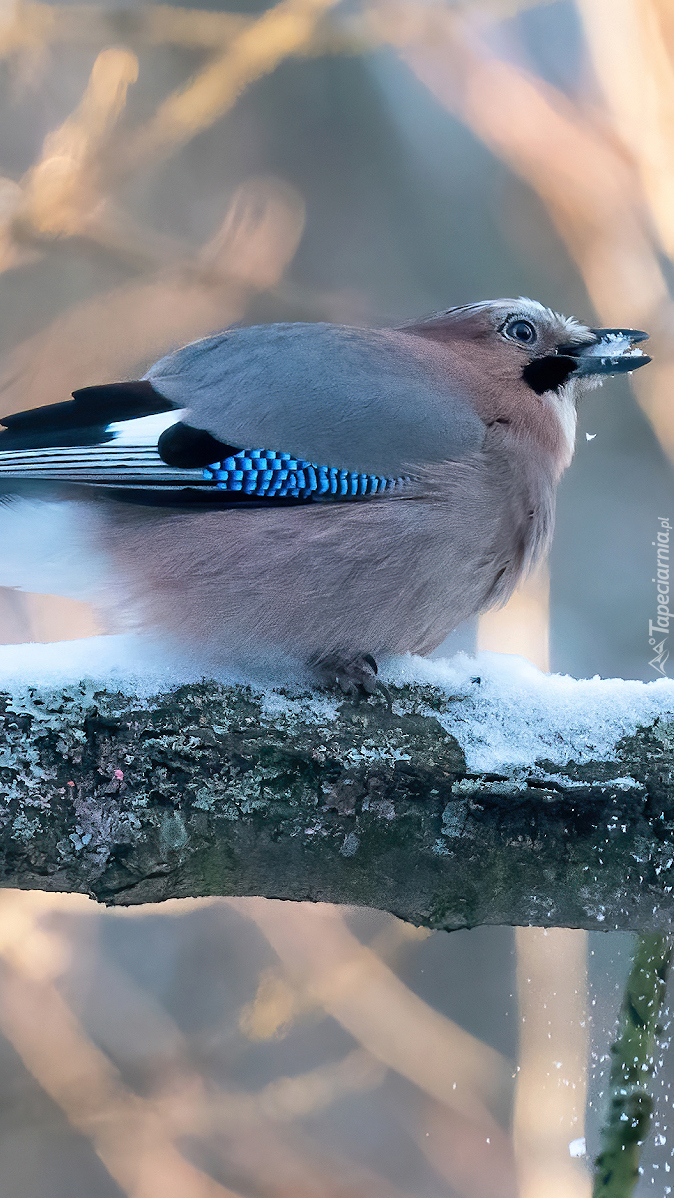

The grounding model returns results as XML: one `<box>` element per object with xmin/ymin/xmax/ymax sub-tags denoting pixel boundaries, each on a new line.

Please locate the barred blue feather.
<box><xmin>203</xmin><ymin>451</ymin><xmax>408</xmax><ymax>500</ymax></box>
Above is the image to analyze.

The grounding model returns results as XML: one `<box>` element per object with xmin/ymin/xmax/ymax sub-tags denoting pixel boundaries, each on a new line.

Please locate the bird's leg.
<box><xmin>312</xmin><ymin>651</ymin><xmax>380</xmax><ymax>697</ymax></box>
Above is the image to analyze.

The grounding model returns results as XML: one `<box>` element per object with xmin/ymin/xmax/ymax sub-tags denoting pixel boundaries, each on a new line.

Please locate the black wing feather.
<box><xmin>157</xmin><ymin>421</ymin><xmax>238</xmax><ymax>468</ymax></box>
<box><xmin>0</xmin><ymin>380</ymin><xmax>174</xmax><ymax>436</ymax></box>
<box><xmin>0</xmin><ymin>381</ymin><xmax>253</xmax><ymax>506</ymax></box>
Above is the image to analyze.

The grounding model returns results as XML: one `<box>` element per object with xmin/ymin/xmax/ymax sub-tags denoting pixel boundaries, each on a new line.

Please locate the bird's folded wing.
<box><xmin>145</xmin><ymin>322</ymin><xmax>486</xmax><ymax>478</ymax></box>
<box><xmin>0</xmin><ymin>321</ymin><xmax>485</xmax><ymax>503</ymax></box>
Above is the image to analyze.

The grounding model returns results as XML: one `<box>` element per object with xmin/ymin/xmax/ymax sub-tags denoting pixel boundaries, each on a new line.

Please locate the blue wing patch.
<box><xmin>203</xmin><ymin>450</ymin><xmax>408</xmax><ymax>500</ymax></box>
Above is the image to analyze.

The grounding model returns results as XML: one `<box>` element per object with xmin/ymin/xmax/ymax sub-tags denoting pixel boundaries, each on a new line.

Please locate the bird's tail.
<box><xmin>0</xmin><ymin>440</ymin><xmax>201</xmax><ymax>488</ymax></box>
<box><xmin>0</xmin><ymin>382</ymin><xmax>200</xmax><ymax>497</ymax></box>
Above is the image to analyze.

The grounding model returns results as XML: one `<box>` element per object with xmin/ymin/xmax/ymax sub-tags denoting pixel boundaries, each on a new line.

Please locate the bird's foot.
<box><xmin>313</xmin><ymin>652</ymin><xmax>382</xmax><ymax>698</ymax></box>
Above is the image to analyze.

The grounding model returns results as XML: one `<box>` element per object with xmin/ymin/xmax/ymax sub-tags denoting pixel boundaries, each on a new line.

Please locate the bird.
<box><xmin>0</xmin><ymin>298</ymin><xmax>650</xmax><ymax>692</ymax></box>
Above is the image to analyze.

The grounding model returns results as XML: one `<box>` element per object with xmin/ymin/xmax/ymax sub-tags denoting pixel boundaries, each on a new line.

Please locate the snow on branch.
<box><xmin>0</xmin><ymin>636</ymin><xmax>673</xmax><ymax>930</ymax></box>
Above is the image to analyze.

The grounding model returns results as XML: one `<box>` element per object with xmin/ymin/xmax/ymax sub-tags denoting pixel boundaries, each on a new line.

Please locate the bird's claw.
<box><xmin>314</xmin><ymin>652</ymin><xmax>383</xmax><ymax>699</ymax></box>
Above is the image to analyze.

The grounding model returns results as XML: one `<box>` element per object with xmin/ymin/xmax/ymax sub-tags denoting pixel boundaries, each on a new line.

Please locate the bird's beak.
<box><xmin>559</xmin><ymin>328</ymin><xmax>651</xmax><ymax>376</ymax></box>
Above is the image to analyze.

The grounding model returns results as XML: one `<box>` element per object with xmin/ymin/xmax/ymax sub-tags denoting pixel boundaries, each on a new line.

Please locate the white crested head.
<box><xmin>402</xmin><ymin>297</ymin><xmax>650</xmax><ymax>470</ymax></box>
<box><xmin>407</xmin><ymin>296</ymin><xmax>594</xmax><ymax>353</ymax></box>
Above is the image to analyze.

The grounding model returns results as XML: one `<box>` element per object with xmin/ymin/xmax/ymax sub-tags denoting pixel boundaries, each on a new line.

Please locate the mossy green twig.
<box><xmin>593</xmin><ymin>934</ymin><xmax>673</xmax><ymax>1197</ymax></box>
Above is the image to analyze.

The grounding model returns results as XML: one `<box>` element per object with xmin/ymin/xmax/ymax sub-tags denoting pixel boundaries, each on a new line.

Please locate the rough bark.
<box><xmin>0</xmin><ymin>677</ymin><xmax>673</xmax><ymax>930</ymax></box>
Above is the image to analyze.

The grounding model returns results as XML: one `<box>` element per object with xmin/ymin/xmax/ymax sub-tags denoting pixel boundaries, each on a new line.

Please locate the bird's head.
<box><xmin>402</xmin><ymin>297</ymin><xmax>651</xmax><ymax>471</ymax></box>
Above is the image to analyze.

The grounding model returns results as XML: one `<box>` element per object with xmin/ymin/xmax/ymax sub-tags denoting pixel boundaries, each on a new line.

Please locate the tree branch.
<box><xmin>593</xmin><ymin>933</ymin><xmax>674</xmax><ymax>1197</ymax></box>
<box><xmin>1</xmin><ymin>676</ymin><xmax>673</xmax><ymax>929</ymax></box>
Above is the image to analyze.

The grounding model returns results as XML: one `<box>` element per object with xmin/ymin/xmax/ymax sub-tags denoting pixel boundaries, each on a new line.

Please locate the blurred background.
<box><xmin>0</xmin><ymin>0</ymin><xmax>673</xmax><ymax>1193</ymax></box>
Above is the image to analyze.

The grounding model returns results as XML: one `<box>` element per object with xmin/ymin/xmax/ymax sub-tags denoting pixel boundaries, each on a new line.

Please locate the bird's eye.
<box><xmin>504</xmin><ymin>318</ymin><xmax>537</xmax><ymax>345</ymax></box>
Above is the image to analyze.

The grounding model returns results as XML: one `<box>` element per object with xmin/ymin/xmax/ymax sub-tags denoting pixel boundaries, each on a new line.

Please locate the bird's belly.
<box><xmin>98</xmin><ymin>498</ymin><xmax>513</xmax><ymax>667</ymax></box>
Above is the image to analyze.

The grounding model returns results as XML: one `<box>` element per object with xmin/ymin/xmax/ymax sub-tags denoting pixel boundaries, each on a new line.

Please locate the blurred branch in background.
<box><xmin>238</xmin><ymin>895</ymin><xmax>518</xmax><ymax>1198</ymax></box>
<box><xmin>0</xmin><ymin>0</ymin><xmax>334</xmax><ymax>268</ymax></box>
<box><xmin>1</xmin><ymin>46</ymin><xmax>145</xmax><ymax>264</ymax></box>
<box><xmin>514</xmin><ymin>928</ymin><xmax>591</xmax><ymax>1198</ymax></box>
<box><xmin>112</xmin><ymin>0</ymin><xmax>341</xmax><ymax>175</ymax></box>
<box><xmin>0</xmin><ymin>2</ymin><xmax>250</xmax><ymax>58</ymax></box>
<box><xmin>0</xmin><ymin>891</ymin><xmax>400</xmax><ymax>1197</ymax></box>
<box><xmin>0</xmin><ymin>0</ymin><xmax>554</xmax><ymax>67</ymax></box>
<box><xmin>15</xmin><ymin>45</ymin><xmax>139</xmax><ymax>243</ymax></box>
<box><xmin>393</xmin><ymin>6</ymin><xmax>667</xmax><ymax>321</ymax></box>
<box><xmin>229</xmin><ymin>899</ymin><xmax>512</xmax><ymax>1127</ymax></box>
<box><xmin>0</xmin><ymin>174</ymin><xmax>305</xmax><ymax>415</ymax></box>
<box><xmin>0</xmin><ymin>890</ymin><xmax>517</xmax><ymax>1198</ymax></box>
<box><xmin>0</xmin><ymin>892</ymin><xmax>248</xmax><ymax>1198</ymax></box>
<box><xmin>238</xmin><ymin>908</ymin><xmax>431</xmax><ymax>1040</ymax></box>
<box><xmin>577</xmin><ymin>0</ymin><xmax>674</xmax><ymax>263</ymax></box>
<box><xmin>229</xmin><ymin>898</ymin><xmax>519</xmax><ymax>1198</ymax></box>
<box><xmin>477</xmin><ymin>558</ymin><xmax>550</xmax><ymax>671</ymax></box>
<box><xmin>0</xmin><ymin>35</ymin><xmax>307</xmax><ymax>363</ymax></box>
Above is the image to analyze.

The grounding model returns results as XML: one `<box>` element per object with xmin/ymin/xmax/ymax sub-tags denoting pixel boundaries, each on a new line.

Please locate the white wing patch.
<box><xmin>0</xmin><ymin>410</ymin><xmax>207</xmax><ymax>487</ymax></box>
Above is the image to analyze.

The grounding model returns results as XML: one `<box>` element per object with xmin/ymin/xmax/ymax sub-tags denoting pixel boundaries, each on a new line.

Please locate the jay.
<box><xmin>0</xmin><ymin>299</ymin><xmax>650</xmax><ymax>691</ymax></box>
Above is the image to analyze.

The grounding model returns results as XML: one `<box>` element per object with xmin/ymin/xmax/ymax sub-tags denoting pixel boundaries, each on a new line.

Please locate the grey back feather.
<box><xmin>145</xmin><ymin>323</ymin><xmax>486</xmax><ymax>476</ymax></box>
